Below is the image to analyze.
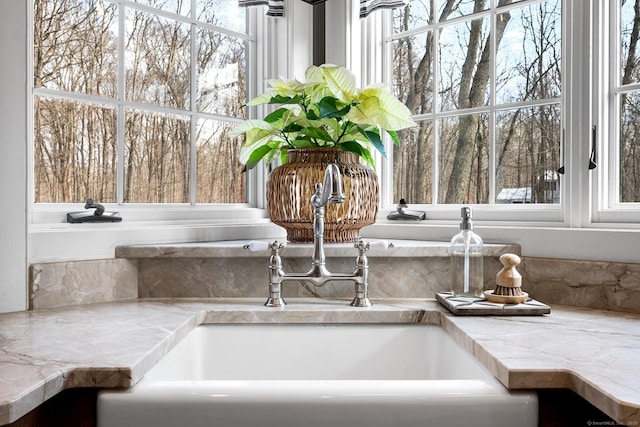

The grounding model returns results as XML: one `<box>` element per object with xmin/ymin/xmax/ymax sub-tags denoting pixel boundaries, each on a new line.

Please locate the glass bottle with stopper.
<box><xmin>450</xmin><ymin>207</ymin><xmax>484</xmax><ymax>298</ymax></box>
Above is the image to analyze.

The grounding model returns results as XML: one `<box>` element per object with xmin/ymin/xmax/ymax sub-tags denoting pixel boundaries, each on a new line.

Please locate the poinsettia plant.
<box><xmin>231</xmin><ymin>64</ymin><xmax>416</xmax><ymax>170</ymax></box>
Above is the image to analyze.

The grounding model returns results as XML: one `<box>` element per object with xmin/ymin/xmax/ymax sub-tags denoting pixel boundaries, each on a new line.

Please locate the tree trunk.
<box><xmin>445</xmin><ymin>0</ymin><xmax>513</xmax><ymax>203</ymax></box>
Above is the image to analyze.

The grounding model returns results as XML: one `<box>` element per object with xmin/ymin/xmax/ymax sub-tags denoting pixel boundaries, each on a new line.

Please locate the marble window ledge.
<box><xmin>114</xmin><ymin>239</ymin><xmax>520</xmax><ymax>259</ymax></box>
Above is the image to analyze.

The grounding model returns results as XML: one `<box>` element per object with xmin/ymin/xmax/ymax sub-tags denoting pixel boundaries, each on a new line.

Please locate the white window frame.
<box><xmin>30</xmin><ymin>0</ymin><xmax>260</xmax><ymax>219</ymax></box>
<box><xmin>591</xmin><ymin>0</ymin><xmax>640</xmax><ymax>226</ymax></box>
<box><xmin>373</xmin><ymin>0</ymin><xmax>566</xmax><ymax>224</ymax></box>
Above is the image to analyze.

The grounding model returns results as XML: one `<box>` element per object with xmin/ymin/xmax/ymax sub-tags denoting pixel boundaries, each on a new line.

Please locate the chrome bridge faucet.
<box><xmin>259</xmin><ymin>163</ymin><xmax>382</xmax><ymax>308</ymax></box>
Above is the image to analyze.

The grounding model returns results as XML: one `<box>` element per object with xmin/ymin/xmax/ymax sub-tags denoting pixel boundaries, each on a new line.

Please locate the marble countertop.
<box><xmin>0</xmin><ymin>298</ymin><xmax>639</xmax><ymax>425</ymax></box>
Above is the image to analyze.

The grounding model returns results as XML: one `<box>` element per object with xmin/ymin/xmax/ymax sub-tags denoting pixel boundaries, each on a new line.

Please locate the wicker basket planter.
<box><xmin>266</xmin><ymin>148</ymin><xmax>379</xmax><ymax>243</ymax></box>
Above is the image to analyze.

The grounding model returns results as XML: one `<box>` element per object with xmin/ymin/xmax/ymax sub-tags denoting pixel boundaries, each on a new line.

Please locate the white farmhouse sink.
<box><xmin>98</xmin><ymin>324</ymin><xmax>537</xmax><ymax>427</ymax></box>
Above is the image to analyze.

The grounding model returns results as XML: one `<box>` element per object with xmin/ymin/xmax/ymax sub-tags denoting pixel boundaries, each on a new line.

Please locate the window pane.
<box><xmin>620</xmin><ymin>92</ymin><xmax>640</xmax><ymax>202</ymax></box>
<box><xmin>393</xmin><ymin>1</ymin><xmax>432</xmax><ymax>33</ymax></box>
<box><xmin>392</xmin><ymin>32</ymin><xmax>433</xmax><ymax>115</ymax></box>
<box><xmin>621</xmin><ymin>0</ymin><xmax>640</xmax><ymax>85</ymax></box>
<box><xmin>33</xmin><ymin>0</ymin><xmax>118</xmax><ymax>97</ymax></box>
<box><xmin>496</xmin><ymin>105</ymin><xmax>561</xmax><ymax>204</ymax></box>
<box><xmin>34</xmin><ymin>0</ymin><xmax>251</xmax><ymax>206</ymax></box>
<box><xmin>438</xmin><ymin>113</ymin><xmax>489</xmax><ymax>204</ymax></box>
<box><xmin>438</xmin><ymin>0</ymin><xmax>488</xmax><ymax>22</ymax></box>
<box><xmin>438</xmin><ymin>17</ymin><xmax>490</xmax><ymax>112</ymax></box>
<box><xmin>34</xmin><ymin>96</ymin><xmax>117</xmax><ymax>203</ymax></box>
<box><xmin>125</xmin><ymin>9</ymin><xmax>190</xmax><ymax>109</ymax></box>
<box><xmin>393</xmin><ymin>123</ymin><xmax>433</xmax><ymax>204</ymax></box>
<box><xmin>497</xmin><ymin>0</ymin><xmax>532</xmax><ymax>8</ymax></box>
<box><xmin>134</xmin><ymin>0</ymin><xmax>190</xmax><ymax>16</ymax></box>
<box><xmin>197</xmin><ymin>29</ymin><xmax>247</xmax><ymax>118</ymax></box>
<box><xmin>124</xmin><ymin>110</ymin><xmax>190</xmax><ymax>202</ymax></box>
<box><xmin>496</xmin><ymin>0</ymin><xmax>562</xmax><ymax>105</ymax></box>
<box><xmin>197</xmin><ymin>0</ymin><xmax>246</xmax><ymax>33</ymax></box>
<box><xmin>196</xmin><ymin>119</ymin><xmax>246</xmax><ymax>203</ymax></box>
<box><xmin>618</xmin><ymin>1</ymin><xmax>640</xmax><ymax>203</ymax></box>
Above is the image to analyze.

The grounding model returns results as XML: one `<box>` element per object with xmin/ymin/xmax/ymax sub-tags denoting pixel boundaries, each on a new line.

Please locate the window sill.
<box><xmin>30</xmin><ymin>203</ymin><xmax>264</xmax><ymax>224</ymax></box>
<box><xmin>28</xmin><ymin>206</ymin><xmax>640</xmax><ymax>264</ymax></box>
<box><xmin>28</xmin><ymin>206</ymin><xmax>284</xmax><ymax>263</ymax></box>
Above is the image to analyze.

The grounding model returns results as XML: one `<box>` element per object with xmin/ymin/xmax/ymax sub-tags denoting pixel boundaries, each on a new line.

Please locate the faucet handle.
<box><xmin>243</xmin><ymin>241</ymin><xmax>286</xmax><ymax>252</ymax></box>
<box><xmin>268</xmin><ymin>240</ymin><xmax>286</xmax><ymax>254</ymax></box>
<box><xmin>353</xmin><ymin>238</ymin><xmax>393</xmax><ymax>255</ymax></box>
<box><xmin>354</xmin><ymin>238</ymin><xmax>368</xmax><ymax>254</ymax></box>
<box><xmin>368</xmin><ymin>240</ymin><xmax>393</xmax><ymax>250</ymax></box>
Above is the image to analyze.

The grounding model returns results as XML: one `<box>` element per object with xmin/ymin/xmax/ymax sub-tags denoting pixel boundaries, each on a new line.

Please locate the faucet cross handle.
<box><xmin>354</xmin><ymin>238</ymin><xmax>368</xmax><ymax>255</ymax></box>
<box><xmin>269</xmin><ymin>240</ymin><xmax>286</xmax><ymax>254</ymax></box>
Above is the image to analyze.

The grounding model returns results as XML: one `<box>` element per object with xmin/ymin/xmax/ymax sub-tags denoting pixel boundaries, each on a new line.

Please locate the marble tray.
<box><xmin>436</xmin><ymin>292</ymin><xmax>551</xmax><ymax>316</ymax></box>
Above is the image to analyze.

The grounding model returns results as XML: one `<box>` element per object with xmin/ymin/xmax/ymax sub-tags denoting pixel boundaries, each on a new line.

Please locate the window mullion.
<box><xmin>432</xmin><ymin>17</ymin><xmax>440</xmax><ymax>205</ymax></box>
<box><xmin>566</xmin><ymin>0</ymin><xmax>592</xmax><ymax>227</ymax></box>
<box><xmin>117</xmin><ymin>2</ymin><xmax>126</xmax><ymax>205</ymax></box>
<box><xmin>189</xmin><ymin>0</ymin><xmax>197</xmax><ymax>205</ymax></box>
<box><xmin>488</xmin><ymin>8</ymin><xmax>497</xmax><ymax>205</ymax></box>
<box><xmin>606</xmin><ymin>0</ymin><xmax>616</xmax><ymax>211</ymax></box>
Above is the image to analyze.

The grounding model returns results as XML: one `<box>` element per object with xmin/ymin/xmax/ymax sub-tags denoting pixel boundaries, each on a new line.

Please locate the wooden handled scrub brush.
<box><xmin>484</xmin><ymin>253</ymin><xmax>529</xmax><ymax>304</ymax></box>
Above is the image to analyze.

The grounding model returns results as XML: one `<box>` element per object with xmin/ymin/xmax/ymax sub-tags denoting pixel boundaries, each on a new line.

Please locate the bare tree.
<box><xmin>33</xmin><ymin>0</ymin><xmax>246</xmax><ymax>204</ymax></box>
<box><xmin>393</xmin><ymin>0</ymin><xmax>562</xmax><ymax>205</ymax></box>
<box><xmin>445</xmin><ymin>0</ymin><xmax>513</xmax><ymax>204</ymax></box>
<box><xmin>620</xmin><ymin>0</ymin><xmax>640</xmax><ymax>202</ymax></box>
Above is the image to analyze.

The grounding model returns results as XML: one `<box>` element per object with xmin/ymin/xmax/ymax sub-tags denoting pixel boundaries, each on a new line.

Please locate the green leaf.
<box><xmin>282</xmin><ymin>123</ymin><xmax>303</xmax><ymax>133</ymax></box>
<box><xmin>291</xmin><ymin>136</ymin><xmax>316</xmax><ymax>148</ymax></box>
<box><xmin>387</xmin><ymin>130</ymin><xmax>400</xmax><ymax>145</ymax></box>
<box><xmin>321</xmin><ymin>117</ymin><xmax>342</xmax><ymax>135</ymax></box>
<box><xmin>264</xmin><ymin>108</ymin><xmax>289</xmax><ymax>123</ymax></box>
<box><xmin>239</xmin><ymin>132</ymin><xmax>276</xmax><ymax>165</ymax></box>
<box><xmin>318</xmin><ymin>96</ymin><xmax>350</xmax><ymax>119</ymax></box>
<box><xmin>339</xmin><ymin>140</ymin><xmax>376</xmax><ymax>169</ymax></box>
<box><xmin>306</xmin><ymin>108</ymin><xmax>319</xmax><ymax>120</ymax></box>
<box><xmin>269</xmin><ymin>94</ymin><xmax>303</xmax><ymax>105</ymax></box>
<box><xmin>358</xmin><ymin>126</ymin><xmax>386</xmax><ymax>157</ymax></box>
<box><xmin>305</xmin><ymin>126</ymin><xmax>334</xmax><ymax>142</ymax></box>
<box><xmin>243</xmin><ymin>145</ymin><xmax>274</xmax><ymax>171</ymax></box>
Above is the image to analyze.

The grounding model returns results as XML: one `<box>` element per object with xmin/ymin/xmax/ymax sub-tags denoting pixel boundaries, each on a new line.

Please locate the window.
<box><xmin>616</xmin><ymin>0</ymin><xmax>640</xmax><ymax>204</ymax></box>
<box><xmin>586</xmin><ymin>0</ymin><xmax>640</xmax><ymax>224</ymax></box>
<box><xmin>33</xmin><ymin>0</ymin><xmax>250</xmax><ymax>204</ymax></box>
<box><xmin>388</xmin><ymin>0</ymin><xmax>562</xmax><ymax>207</ymax></box>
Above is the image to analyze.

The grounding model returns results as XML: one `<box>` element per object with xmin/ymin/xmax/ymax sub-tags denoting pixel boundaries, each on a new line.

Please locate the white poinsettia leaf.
<box><xmin>318</xmin><ymin>65</ymin><xmax>357</xmax><ymax>102</ymax></box>
<box><xmin>229</xmin><ymin>119</ymin><xmax>273</xmax><ymax>136</ymax></box>
<box><xmin>346</xmin><ymin>96</ymin><xmax>379</xmax><ymax>125</ymax></box>
<box><xmin>360</xmin><ymin>85</ymin><xmax>416</xmax><ymax>130</ymax></box>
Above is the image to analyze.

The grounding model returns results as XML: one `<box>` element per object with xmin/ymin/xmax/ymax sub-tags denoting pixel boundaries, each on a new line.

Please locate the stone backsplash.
<box><xmin>30</xmin><ymin>258</ymin><xmax>138</xmax><ymax>310</ymax></box>
<box><xmin>135</xmin><ymin>256</ymin><xmax>498</xmax><ymax>300</ymax></box>
<box><xmin>28</xmin><ymin>241</ymin><xmax>640</xmax><ymax>314</ymax></box>
<box><xmin>520</xmin><ymin>257</ymin><xmax>640</xmax><ymax>313</ymax></box>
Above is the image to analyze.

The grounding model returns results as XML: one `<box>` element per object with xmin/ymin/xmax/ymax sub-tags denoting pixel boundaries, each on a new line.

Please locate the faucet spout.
<box><xmin>311</xmin><ymin>163</ymin><xmax>345</xmax><ymax>208</ymax></box>
<box><xmin>311</xmin><ymin>163</ymin><xmax>345</xmax><ymax>269</ymax></box>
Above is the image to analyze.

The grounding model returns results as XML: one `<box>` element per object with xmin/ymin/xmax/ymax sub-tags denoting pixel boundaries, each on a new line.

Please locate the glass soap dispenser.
<box><xmin>450</xmin><ymin>207</ymin><xmax>484</xmax><ymax>297</ymax></box>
